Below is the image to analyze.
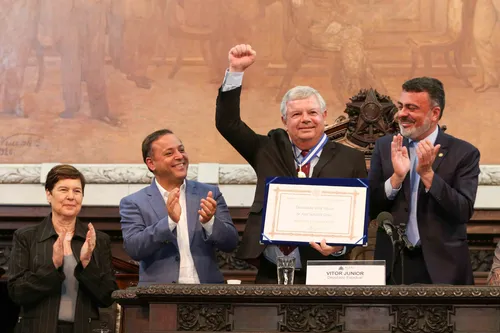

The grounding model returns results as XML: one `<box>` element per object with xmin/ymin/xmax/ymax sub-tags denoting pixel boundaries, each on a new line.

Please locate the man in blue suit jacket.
<box><xmin>119</xmin><ymin>129</ymin><xmax>239</xmax><ymax>285</ymax></box>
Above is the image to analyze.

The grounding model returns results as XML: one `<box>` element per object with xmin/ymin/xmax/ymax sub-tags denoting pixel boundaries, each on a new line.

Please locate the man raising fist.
<box><xmin>215</xmin><ymin>44</ymin><xmax>367</xmax><ymax>284</ymax></box>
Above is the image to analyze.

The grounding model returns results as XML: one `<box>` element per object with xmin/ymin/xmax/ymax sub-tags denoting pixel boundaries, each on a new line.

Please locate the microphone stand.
<box><xmin>382</xmin><ymin>223</ymin><xmax>399</xmax><ymax>286</ymax></box>
<box><xmin>390</xmin><ymin>236</ymin><xmax>401</xmax><ymax>285</ymax></box>
<box><xmin>396</xmin><ymin>224</ymin><xmax>407</xmax><ymax>285</ymax></box>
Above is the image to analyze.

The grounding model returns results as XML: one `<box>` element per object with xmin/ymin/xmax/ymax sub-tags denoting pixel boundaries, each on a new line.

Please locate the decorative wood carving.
<box><xmin>120</xmin><ymin>284</ymin><xmax>500</xmax><ymax>300</ymax></box>
<box><xmin>177</xmin><ymin>304</ymin><xmax>232</xmax><ymax>331</ymax></box>
<box><xmin>391</xmin><ymin>306</ymin><xmax>453</xmax><ymax>333</ymax></box>
<box><xmin>470</xmin><ymin>249</ymin><xmax>494</xmax><ymax>272</ymax></box>
<box><xmin>0</xmin><ymin>245</ymin><xmax>11</xmax><ymax>276</ymax></box>
<box><xmin>216</xmin><ymin>247</ymin><xmax>256</xmax><ymax>271</ymax></box>
<box><xmin>116</xmin><ymin>285</ymin><xmax>500</xmax><ymax>333</ymax></box>
<box><xmin>278</xmin><ymin>305</ymin><xmax>342</xmax><ymax>332</ymax></box>
<box><xmin>345</xmin><ymin>89</ymin><xmax>399</xmax><ymax>148</ymax></box>
<box><xmin>325</xmin><ymin>88</ymin><xmax>398</xmax><ymax>155</ymax></box>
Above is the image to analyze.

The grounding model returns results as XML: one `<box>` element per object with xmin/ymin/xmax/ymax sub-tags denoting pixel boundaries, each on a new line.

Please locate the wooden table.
<box><xmin>113</xmin><ymin>284</ymin><xmax>500</xmax><ymax>333</ymax></box>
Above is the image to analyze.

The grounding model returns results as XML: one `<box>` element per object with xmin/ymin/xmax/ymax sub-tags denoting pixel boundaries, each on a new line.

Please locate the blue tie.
<box><xmin>406</xmin><ymin>141</ymin><xmax>420</xmax><ymax>245</ymax></box>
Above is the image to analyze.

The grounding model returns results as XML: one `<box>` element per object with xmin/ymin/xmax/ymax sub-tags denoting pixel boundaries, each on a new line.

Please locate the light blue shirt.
<box><xmin>384</xmin><ymin>126</ymin><xmax>439</xmax><ymax>245</ymax></box>
<box><xmin>221</xmin><ymin>70</ymin><xmax>244</xmax><ymax>92</ymax></box>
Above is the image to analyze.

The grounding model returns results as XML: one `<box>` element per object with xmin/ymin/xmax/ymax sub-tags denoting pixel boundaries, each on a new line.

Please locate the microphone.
<box><xmin>376</xmin><ymin>211</ymin><xmax>394</xmax><ymax>237</ymax></box>
<box><xmin>397</xmin><ymin>224</ymin><xmax>414</xmax><ymax>250</ymax></box>
<box><xmin>376</xmin><ymin>211</ymin><xmax>398</xmax><ymax>285</ymax></box>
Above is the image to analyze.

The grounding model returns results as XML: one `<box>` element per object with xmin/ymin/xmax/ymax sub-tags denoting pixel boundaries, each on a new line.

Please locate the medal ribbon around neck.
<box><xmin>293</xmin><ymin>133</ymin><xmax>328</xmax><ymax>178</ymax></box>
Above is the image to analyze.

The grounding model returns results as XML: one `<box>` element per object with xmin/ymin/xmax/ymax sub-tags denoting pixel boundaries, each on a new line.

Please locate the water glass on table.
<box><xmin>277</xmin><ymin>256</ymin><xmax>296</xmax><ymax>285</ymax></box>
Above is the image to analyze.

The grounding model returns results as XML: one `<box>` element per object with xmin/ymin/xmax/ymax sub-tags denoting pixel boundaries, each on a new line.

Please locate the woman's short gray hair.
<box><xmin>280</xmin><ymin>86</ymin><xmax>327</xmax><ymax>119</ymax></box>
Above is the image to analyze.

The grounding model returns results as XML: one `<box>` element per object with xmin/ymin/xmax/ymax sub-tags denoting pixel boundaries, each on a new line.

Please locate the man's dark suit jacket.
<box><xmin>8</xmin><ymin>215</ymin><xmax>118</xmax><ymax>333</ymax></box>
<box><xmin>216</xmin><ymin>87</ymin><xmax>368</xmax><ymax>270</ymax></box>
<box><xmin>369</xmin><ymin>129</ymin><xmax>480</xmax><ymax>285</ymax></box>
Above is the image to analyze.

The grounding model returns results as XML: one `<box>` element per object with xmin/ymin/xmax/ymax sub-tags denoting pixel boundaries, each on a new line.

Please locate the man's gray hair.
<box><xmin>280</xmin><ymin>86</ymin><xmax>327</xmax><ymax>119</ymax></box>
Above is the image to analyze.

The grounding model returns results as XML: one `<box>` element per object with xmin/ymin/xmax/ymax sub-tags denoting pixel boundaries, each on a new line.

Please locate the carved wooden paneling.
<box><xmin>391</xmin><ymin>306</ymin><xmax>453</xmax><ymax>333</ymax></box>
<box><xmin>177</xmin><ymin>304</ymin><xmax>232</xmax><ymax>331</ymax></box>
<box><xmin>278</xmin><ymin>305</ymin><xmax>343</xmax><ymax>332</ymax></box>
<box><xmin>115</xmin><ymin>285</ymin><xmax>500</xmax><ymax>333</ymax></box>
<box><xmin>1</xmin><ymin>206</ymin><xmax>499</xmax><ymax>287</ymax></box>
<box><xmin>216</xmin><ymin>247</ymin><xmax>255</xmax><ymax>271</ymax></box>
<box><xmin>470</xmin><ymin>249</ymin><xmax>495</xmax><ymax>273</ymax></box>
<box><xmin>0</xmin><ymin>245</ymin><xmax>11</xmax><ymax>275</ymax></box>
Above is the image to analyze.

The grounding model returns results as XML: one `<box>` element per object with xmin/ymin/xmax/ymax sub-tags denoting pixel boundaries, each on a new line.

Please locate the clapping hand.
<box><xmin>415</xmin><ymin>139</ymin><xmax>440</xmax><ymax>189</ymax></box>
<box><xmin>199</xmin><ymin>191</ymin><xmax>217</xmax><ymax>224</ymax></box>
<box><xmin>415</xmin><ymin>139</ymin><xmax>441</xmax><ymax>176</ymax></box>
<box><xmin>390</xmin><ymin>134</ymin><xmax>410</xmax><ymax>189</ymax></box>
<box><xmin>167</xmin><ymin>188</ymin><xmax>182</xmax><ymax>223</ymax></box>
<box><xmin>80</xmin><ymin>223</ymin><xmax>96</xmax><ymax>268</ymax></box>
<box><xmin>52</xmin><ymin>234</ymin><xmax>64</xmax><ymax>269</ymax></box>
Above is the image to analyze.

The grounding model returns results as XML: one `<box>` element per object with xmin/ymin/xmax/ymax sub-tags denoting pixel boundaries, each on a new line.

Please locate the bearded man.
<box><xmin>369</xmin><ymin>77</ymin><xmax>480</xmax><ymax>285</ymax></box>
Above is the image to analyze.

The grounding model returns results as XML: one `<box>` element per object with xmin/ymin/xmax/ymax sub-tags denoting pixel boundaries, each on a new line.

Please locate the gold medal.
<box><xmin>298</xmin><ymin>171</ymin><xmax>307</xmax><ymax>178</ymax></box>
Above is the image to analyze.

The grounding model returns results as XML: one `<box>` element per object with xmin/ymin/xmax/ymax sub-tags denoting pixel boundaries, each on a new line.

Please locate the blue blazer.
<box><xmin>119</xmin><ymin>180</ymin><xmax>238</xmax><ymax>285</ymax></box>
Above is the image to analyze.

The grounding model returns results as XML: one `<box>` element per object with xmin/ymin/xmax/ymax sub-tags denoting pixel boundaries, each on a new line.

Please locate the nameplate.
<box><xmin>306</xmin><ymin>260</ymin><xmax>386</xmax><ymax>285</ymax></box>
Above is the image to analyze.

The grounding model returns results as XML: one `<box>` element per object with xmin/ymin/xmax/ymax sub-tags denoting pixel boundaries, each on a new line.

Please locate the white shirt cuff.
<box><xmin>168</xmin><ymin>217</ymin><xmax>177</xmax><ymax>232</ymax></box>
<box><xmin>331</xmin><ymin>246</ymin><xmax>347</xmax><ymax>257</ymax></box>
<box><xmin>221</xmin><ymin>69</ymin><xmax>243</xmax><ymax>92</ymax></box>
<box><xmin>384</xmin><ymin>178</ymin><xmax>401</xmax><ymax>200</ymax></box>
<box><xmin>201</xmin><ymin>216</ymin><xmax>215</xmax><ymax>236</ymax></box>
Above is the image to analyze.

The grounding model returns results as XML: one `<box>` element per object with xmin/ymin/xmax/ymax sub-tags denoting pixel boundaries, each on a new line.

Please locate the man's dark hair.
<box><xmin>402</xmin><ymin>77</ymin><xmax>445</xmax><ymax>119</ymax></box>
<box><xmin>45</xmin><ymin>164</ymin><xmax>86</xmax><ymax>194</ymax></box>
<box><xmin>142</xmin><ymin>129</ymin><xmax>174</xmax><ymax>172</ymax></box>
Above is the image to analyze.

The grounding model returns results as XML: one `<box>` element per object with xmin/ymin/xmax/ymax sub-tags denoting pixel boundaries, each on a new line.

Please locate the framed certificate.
<box><xmin>260</xmin><ymin>177</ymin><xmax>369</xmax><ymax>246</ymax></box>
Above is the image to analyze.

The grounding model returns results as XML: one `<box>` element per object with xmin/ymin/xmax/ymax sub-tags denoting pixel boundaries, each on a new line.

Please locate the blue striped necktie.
<box><xmin>406</xmin><ymin>140</ymin><xmax>420</xmax><ymax>245</ymax></box>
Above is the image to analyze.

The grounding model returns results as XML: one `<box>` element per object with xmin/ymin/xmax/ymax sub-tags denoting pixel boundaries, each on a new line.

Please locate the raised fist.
<box><xmin>228</xmin><ymin>44</ymin><xmax>256</xmax><ymax>72</ymax></box>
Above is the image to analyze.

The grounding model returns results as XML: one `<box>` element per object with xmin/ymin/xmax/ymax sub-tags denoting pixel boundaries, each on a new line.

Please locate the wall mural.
<box><xmin>0</xmin><ymin>0</ymin><xmax>499</xmax><ymax>164</ymax></box>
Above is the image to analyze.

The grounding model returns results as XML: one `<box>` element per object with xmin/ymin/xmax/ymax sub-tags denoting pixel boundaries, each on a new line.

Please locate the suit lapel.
<box><xmin>312</xmin><ymin>140</ymin><xmax>336</xmax><ymax>177</ymax></box>
<box><xmin>273</xmin><ymin>131</ymin><xmax>298</xmax><ymax>177</ymax></box>
<box><xmin>431</xmin><ymin>129</ymin><xmax>448</xmax><ymax>172</ymax></box>
<box><xmin>417</xmin><ymin>129</ymin><xmax>448</xmax><ymax>192</ymax></box>
<box><xmin>146</xmin><ymin>181</ymin><xmax>169</xmax><ymax>220</ymax></box>
<box><xmin>185</xmin><ymin>180</ymin><xmax>199</xmax><ymax>246</ymax></box>
<box><xmin>37</xmin><ymin>215</ymin><xmax>57</xmax><ymax>242</ymax></box>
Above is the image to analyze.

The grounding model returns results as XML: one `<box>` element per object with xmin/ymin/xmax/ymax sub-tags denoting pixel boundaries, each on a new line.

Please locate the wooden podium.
<box><xmin>113</xmin><ymin>284</ymin><xmax>500</xmax><ymax>333</ymax></box>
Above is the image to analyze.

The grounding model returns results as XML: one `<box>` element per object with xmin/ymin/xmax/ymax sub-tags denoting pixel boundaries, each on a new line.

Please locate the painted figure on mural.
<box><xmin>209</xmin><ymin>0</ymin><xmax>266</xmax><ymax>79</ymax></box>
<box><xmin>285</xmin><ymin>0</ymin><xmax>384</xmax><ymax>101</ymax></box>
<box><xmin>164</xmin><ymin>0</ymin><xmax>261</xmax><ymax>82</ymax></box>
<box><xmin>109</xmin><ymin>0</ymin><xmax>163</xmax><ymax>89</ymax></box>
<box><xmin>473</xmin><ymin>0</ymin><xmax>500</xmax><ymax>92</ymax></box>
<box><xmin>160</xmin><ymin>0</ymin><xmax>219</xmax><ymax>79</ymax></box>
<box><xmin>0</xmin><ymin>0</ymin><xmax>40</xmax><ymax>118</ymax></box>
<box><xmin>38</xmin><ymin>0</ymin><xmax>120</xmax><ymax>126</ymax></box>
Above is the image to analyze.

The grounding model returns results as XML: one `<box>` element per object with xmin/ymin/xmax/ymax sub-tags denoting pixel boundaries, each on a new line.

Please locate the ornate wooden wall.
<box><xmin>0</xmin><ymin>205</ymin><xmax>498</xmax><ymax>287</ymax></box>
